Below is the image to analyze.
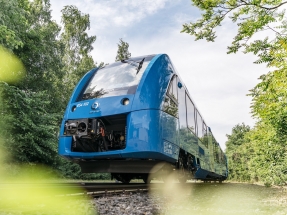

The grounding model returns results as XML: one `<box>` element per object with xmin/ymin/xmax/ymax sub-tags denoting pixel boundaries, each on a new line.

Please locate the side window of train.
<box><xmin>202</xmin><ymin>122</ymin><xmax>208</xmax><ymax>147</ymax></box>
<box><xmin>163</xmin><ymin>76</ymin><xmax>178</xmax><ymax>117</ymax></box>
<box><xmin>212</xmin><ymin>135</ymin><xmax>219</xmax><ymax>163</ymax></box>
<box><xmin>220</xmin><ymin>150</ymin><xmax>226</xmax><ymax>164</ymax></box>
<box><xmin>213</xmin><ymin>141</ymin><xmax>220</xmax><ymax>163</ymax></box>
<box><xmin>167</xmin><ymin>75</ymin><xmax>178</xmax><ymax>101</ymax></box>
<box><xmin>196</xmin><ymin>111</ymin><xmax>203</xmax><ymax>138</ymax></box>
<box><xmin>186</xmin><ymin>94</ymin><xmax>196</xmax><ymax>133</ymax></box>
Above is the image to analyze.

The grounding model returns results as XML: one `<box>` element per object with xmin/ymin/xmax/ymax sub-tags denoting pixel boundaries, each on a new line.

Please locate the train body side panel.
<box><xmin>132</xmin><ymin>54</ymin><xmax>173</xmax><ymax>111</ymax></box>
<box><xmin>59</xmin><ymin>109</ymin><xmax>178</xmax><ymax>163</ymax></box>
<box><xmin>58</xmin><ymin>53</ymin><xmax>228</xmax><ymax>180</ymax></box>
<box><xmin>122</xmin><ymin>110</ymin><xmax>178</xmax><ymax>162</ymax></box>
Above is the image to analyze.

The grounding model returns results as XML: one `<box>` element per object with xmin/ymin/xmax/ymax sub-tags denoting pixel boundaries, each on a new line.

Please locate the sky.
<box><xmin>50</xmin><ymin>0</ymin><xmax>269</xmax><ymax>150</ymax></box>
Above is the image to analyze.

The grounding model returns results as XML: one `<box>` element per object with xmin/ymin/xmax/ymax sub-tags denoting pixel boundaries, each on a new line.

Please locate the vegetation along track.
<box><xmin>2</xmin><ymin>182</ymin><xmax>287</xmax><ymax>214</ymax></box>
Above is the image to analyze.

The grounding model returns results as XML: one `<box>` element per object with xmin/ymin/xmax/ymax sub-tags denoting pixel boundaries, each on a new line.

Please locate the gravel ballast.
<box><xmin>93</xmin><ymin>192</ymin><xmax>164</xmax><ymax>215</ymax></box>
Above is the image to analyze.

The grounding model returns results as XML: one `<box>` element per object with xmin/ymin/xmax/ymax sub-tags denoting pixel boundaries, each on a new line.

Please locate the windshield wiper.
<box><xmin>136</xmin><ymin>58</ymin><xmax>145</xmax><ymax>74</ymax></box>
<box><xmin>121</xmin><ymin>58</ymin><xmax>145</xmax><ymax>74</ymax></box>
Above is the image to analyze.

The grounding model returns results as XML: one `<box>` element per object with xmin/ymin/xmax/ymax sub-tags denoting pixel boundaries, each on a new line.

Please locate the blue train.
<box><xmin>59</xmin><ymin>54</ymin><xmax>228</xmax><ymax>183</ymax></box>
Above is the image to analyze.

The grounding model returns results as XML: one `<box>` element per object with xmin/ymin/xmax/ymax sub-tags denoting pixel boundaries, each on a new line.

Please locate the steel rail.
<box><xmin>0</xmin><ymin>182</ymin><xmax>151</xmax><ymax>198</ymax></box>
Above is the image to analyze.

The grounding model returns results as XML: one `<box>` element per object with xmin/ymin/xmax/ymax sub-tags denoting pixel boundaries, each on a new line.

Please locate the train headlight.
<box><xmin>71</xmin><ymin>105</ymin><xmax>76</xmax><ymax>112</ymax></box>
<box><xmin>122</xmin><ymin>98</ymin><xmax>130</xmax><ymax>105</ymax></box>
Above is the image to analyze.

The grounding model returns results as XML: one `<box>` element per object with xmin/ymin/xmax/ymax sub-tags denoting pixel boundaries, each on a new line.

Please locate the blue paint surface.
<box><xmin>58</xmin><ymin>54</ymin><xmax>228</xmax><ymax>180</ymax></box>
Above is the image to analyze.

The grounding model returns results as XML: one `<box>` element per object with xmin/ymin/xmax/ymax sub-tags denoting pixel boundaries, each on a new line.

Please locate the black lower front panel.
<box><xmin>78</xmin><ymin>160</ymin><xmax>171</xmax><ymax>174</ymax></box>
<box><xmin>64</xmin><ymin>114</ymin><xmax>127</xmax><ymax>152</ymax></box>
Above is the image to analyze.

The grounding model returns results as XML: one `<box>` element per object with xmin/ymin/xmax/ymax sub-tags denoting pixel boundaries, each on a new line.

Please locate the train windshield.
<box><xmin>78</xmin><ymin>55</ymin><xmax>155</xmax><ymax>101</ymax></box>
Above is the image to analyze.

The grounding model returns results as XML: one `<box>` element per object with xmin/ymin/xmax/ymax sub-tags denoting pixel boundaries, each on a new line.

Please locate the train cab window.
<box><xmin>186</xmin><ymin>95</ymin><xmax>196</xmax><ymax>133</ymax></box>
<box><xmin>163</xmin><ymin>76</ymin><xmax>178</xmax><ymax>117</ymax></box>
<box><xmin>78</xmin><ymin>55</ymin><xmax>155</xmax><ymax>101</ymax></box>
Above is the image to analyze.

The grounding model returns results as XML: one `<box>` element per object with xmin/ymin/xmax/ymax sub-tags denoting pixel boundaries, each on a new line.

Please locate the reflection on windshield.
<box><xmin>81</xmin><ymin>88</ymin><xmax>107</xmax><ymax>101</ymax></box>
<box><xmin>78</xmin><ymin>56</ymin><xmax>154</xmax><ymax>101</ymax></box>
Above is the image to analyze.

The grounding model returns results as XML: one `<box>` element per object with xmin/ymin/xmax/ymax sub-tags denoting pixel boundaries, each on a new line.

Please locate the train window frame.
<box><xmin>185</xmin><ymin>93</ymin><xmax>197</xmax><ymax>134</ymax></box>
<box><xmin>201</xmin><ymin>122</ymin><xmax>208</xmax><ymax>147</ymax></box>
<box><xmin>167</xmin><ymin>75</ymin><xmax>178</xmax><ymax>103</ymax></box>
<box><xmin>196</xmin><ymin>111</ymin><xmax>203</xmax><ymax>138</ymax></box>
<box><xmin>177</xmin><ymin>80</ymin><xmax>187</xmax><ymax>128</ymax></box>
<box><xmin>162</xmin><ymin>75</ymin><xmax>179</xmax><ymax>118</ymax></box>
<box><xmin>203</xmin><ymin>122</ymin><xmax>207</xmax><ymax>136</ymax></box>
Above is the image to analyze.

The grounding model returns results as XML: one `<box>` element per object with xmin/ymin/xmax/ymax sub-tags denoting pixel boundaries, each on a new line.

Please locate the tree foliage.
<box><xmin>60</xmin><ymin>5</ymin><xmax>96</xmax><ymax>97</ymax></box>
<box><xmin>0</xmin><ymin>0</ymin><xmax>101</xmax><ymax>179</ymax></box>
<box><xmin>184</xmin><ymin>0</ymin><xmax>287</xmax><ymax>185</ymax></box>
<box><xmin>226</xmin><ymin>122</ymin><xmax>287</xmax><ymax>186</ymax></box>
<box><xmin>1</xmin><ymin>83</ymin><xmax>59</xmax><ymax>166</ymax></box>
<box><xmin>226</xmin><ymin>123</ymin><xmax>250</xmax><ymax>153</ymax></box>
<box><xmin>0</xmin><ymin>0</ymin><xmax>63</xmax><ymax>167</ymax></box>
<box><xmin>225</xmin><ymin>123</ymin><xmax>251</xmax><ymax>181</ymax></box>
<box><xmin>115</xmin><ymin>38</ymin><xmax>131</xmax><ymax>61</ymax></box>
<box><xmin>182</xmin><ymin>0</ymin><xmax>287</xmax><ymax>59</ymax></box>
<box><xmin>0</xmin><ymin>0</ymin><xmax>27</xmax><ymax>50</ymax></box>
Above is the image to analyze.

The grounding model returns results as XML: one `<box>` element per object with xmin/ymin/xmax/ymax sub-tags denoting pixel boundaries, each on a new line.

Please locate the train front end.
<box><xmin>58</xmin><ymin>54</ymin><xmax>176</xmax><ymax>181</ymax></box>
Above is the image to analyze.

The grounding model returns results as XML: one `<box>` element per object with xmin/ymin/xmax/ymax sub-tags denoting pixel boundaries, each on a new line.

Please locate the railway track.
<box><xmin>79</xmin><ymin>182</ymin><xmax>150</xmax><ymax>197</ymax></box>
<box><xmin>0</xmin><ymin>181</ymin><xmax>152</xmax><ymax>197</ymax></box>
<box><xmin>1</xmin><ymin>180</ymin><xmax>208</xmax><ymax>199</ymax></box>
<box><xmin>0</xmin><ymin>181</ymin><xmax>169</xmax><ymax>214</ymax></box>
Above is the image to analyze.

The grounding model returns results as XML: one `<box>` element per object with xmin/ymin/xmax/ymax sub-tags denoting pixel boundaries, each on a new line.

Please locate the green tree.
<box><xmin>182</xmin><ymin>0</ymin><xmax>287</xmax><ymax>59</ymax></box>
<box><xmin>225</xmin><ymin>122</ymin><xmax>287</xmax><ymax>185</ymax></box>
<box><xmin>182</xmin><ymin>0</ymin><xmax>287</xmax><ymax>135</ymax></box>
<box><xmin>115</xmin><ymin>38</ymin><xmax>131</xmax><ymax>61</ymax></box>
<box><xmin>249</xmin><ymin>70</ymin><xmax>287</xmax><ymax>138</ymax></box>
<box><xmin>226</xmin><ymin>123</ymin><xmax>250</xmax><ymax>153</ymax></box>
<box><xmin>0</xmin><ymin>0</ymin><xmax>26</xmax><ymax>50</ymax></box>
<box><xmin>184</xmin><ymin>0</ymin><xmax>287</xmax><ymax>186</ymax></box>
<box><xmin>1</xmin><ymin>84</ymin><xmax>60</xmax><ymax>166</ymax></box>
<box><xmin>245</xmin><ymin>122</ymin><xmax>287</xmax><ymax>186</ymax></box>
<box><xmin>0</xmin><ymin>0</ymin><xmax>109</xmax><ymax>180</ymax></box>
<box><xmin>225</xmin><ymin>123</ymin><xmax>251</xmax><ymax>181</ymax></box>
<box><xmin>0</xmin><ymin>0</ymin><xmax>64</xmax><ymax>167</ymax></box>
<box><xmin>60</xmin><ymin>5</ymin><xmax>97</xmax><ymax>98</ymax></box>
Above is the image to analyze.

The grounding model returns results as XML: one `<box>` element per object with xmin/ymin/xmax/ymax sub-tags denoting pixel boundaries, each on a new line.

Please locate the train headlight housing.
<box><xmin>66</xmin><ymin>122</ymin><xmax>77</xmax><ymax>134</ymax></box>
<box><xmin>64</xmin><ymin>119</ymin><xmax>89</xmax><ymax>136</ymax></box>
<box><xmin>122</xmin><ymin>98</ymin><xmax>130</xmax><ymax>105</ymax></box>
<box><xmin>71</xmin><ymin>105</ymin><xmax>76</xmax><ymax>112</ymax></box>
<box><xmin>77</xmin><ymin>122</ymin><xmax>87</xmax><ymax>133</ymax></box>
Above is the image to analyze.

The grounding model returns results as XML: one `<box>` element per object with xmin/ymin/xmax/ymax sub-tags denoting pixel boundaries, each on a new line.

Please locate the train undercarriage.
<box><xmin>75</xmin><ymin>149</ymin><xmax>224</xmax><ymax>184</ymax></box>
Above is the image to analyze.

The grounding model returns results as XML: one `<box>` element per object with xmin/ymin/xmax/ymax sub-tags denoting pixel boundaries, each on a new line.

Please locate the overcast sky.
<box><xmin>50</xmin><ymin>0</ymin><xmax>269</xmax><ymax>150</ymax></box>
